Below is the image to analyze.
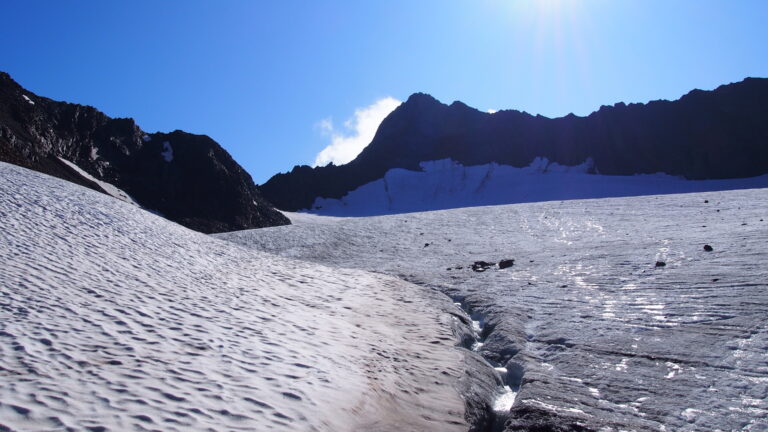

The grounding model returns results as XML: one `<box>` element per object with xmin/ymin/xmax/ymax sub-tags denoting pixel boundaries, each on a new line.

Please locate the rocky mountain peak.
<box><xmin>404</xmin><ymin>92</ymin><xmax>441</xmax><ymax>105</ymax></box>
<box><xmin>0</xmin><ymin>71</ymin><xmax>289</xmax><ymax>233</ymax></box>
<box><xmin>261</xmin><ymin>77</ymin><xmax>768</xmax><ymax>212</ymax></box>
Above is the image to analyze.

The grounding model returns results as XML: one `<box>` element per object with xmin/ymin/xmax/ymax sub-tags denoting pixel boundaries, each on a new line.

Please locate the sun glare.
<box><xmin>537</xmin><ymin>0</ymin><xmax>564</xmax><ymax>13</ymax></box>
<box><xmin>532</xmin><ymin>0</ymin><xmax>583</xmax><ymax>18</ymax></box>
<box><xmin>495</xmin><ymin>0</ymin><xmax>592</xmax><ymax>113</ymax></box>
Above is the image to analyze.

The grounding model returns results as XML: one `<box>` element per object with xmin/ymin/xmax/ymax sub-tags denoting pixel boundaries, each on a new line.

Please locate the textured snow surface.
<box><xmin>310</xmin><ymin>158</ymin><xmax>768</xmax><ymax>216</ymax></box>
<box><xmin>0</xmin><ymin>163</ymin><xmax>469</xmax><ymax>432</ymax></box>
<box><xmin>223</xmin><ymin>188</ymin><xmax>768</xmax><ymax>431</ymax></box>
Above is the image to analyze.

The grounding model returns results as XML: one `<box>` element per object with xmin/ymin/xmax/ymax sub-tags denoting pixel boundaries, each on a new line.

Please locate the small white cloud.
<box><xmin>487</xmin><ymin>109</ymin><xmax>497</xmax><ymax>114</ymax></box>
<box><xmin>314</xmin><ymin>97</ymin><xmax>401</xmax><ymax>167</ymax></box>
<box><xmin>316</xmin><ymin>117</ymin><xmax>333</xmax><ymax>135</ymax></box>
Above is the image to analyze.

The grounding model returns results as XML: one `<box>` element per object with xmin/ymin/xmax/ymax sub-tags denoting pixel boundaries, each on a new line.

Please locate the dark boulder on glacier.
<box><xmin>498</xmin><ymin>259</ymin><xmax>515</xmax><ymax>269</ymax></box>
<box><xmin>0</xmin><ymin>71</ymin><xmax>288</xmax><ymax>233</ymax></box>
<box><xmin>262</xmin><ymin>79</ymin><xmax>768</xmax><ymax>211</ymax></box>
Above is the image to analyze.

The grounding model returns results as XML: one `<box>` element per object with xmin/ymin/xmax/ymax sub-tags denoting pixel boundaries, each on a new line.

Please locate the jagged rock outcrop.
<box><xmin>0</xmin><ymin>71</ymin><xmax>289</xmax><ymax>233</ymax></box>
<box><xmin>262</xmin><ymin>78</ymin><xmax>768</xmax><ymax>211</ymax></box>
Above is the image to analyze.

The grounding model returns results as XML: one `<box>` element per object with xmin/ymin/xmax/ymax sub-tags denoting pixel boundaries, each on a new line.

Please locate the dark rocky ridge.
<box><xmin>0</xmin><ymin>72</ymin><xmax>289</xmax><ymax>233</ymax></box>
<box><xmin>262</xmin><ymin>78</ymin><xmax>768</xmax><ymax>211</ymax></box>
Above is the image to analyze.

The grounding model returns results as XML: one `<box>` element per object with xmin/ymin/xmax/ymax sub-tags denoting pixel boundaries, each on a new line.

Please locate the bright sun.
<box><xmin>534</xmin><ymin>0</ymin><xmax>579</xmax><ymax>16</ymax></box>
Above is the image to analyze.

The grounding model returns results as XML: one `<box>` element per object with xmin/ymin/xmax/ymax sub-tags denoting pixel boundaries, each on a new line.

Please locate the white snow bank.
<box><xmin>57</xmin><ymin>157</ymin><xmax>139</xmax><ymax>206</ymax></box>
<box><xmin>0</xmin><ymin>162</ymin><xmax>468</xmax><ymax>432</ymax></box>
<box><xmin>21</xmin><ymin>94</ymin><xmax>34</xmax><ymax>105</ymax></box>
<box><xmin>310</xmin><ymin>158</ymin><xmax>768</xmax><ymax>216</ymax></box>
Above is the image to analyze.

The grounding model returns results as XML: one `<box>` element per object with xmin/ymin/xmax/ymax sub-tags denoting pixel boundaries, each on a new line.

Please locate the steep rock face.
<box><xmin>0</xmin><ymin>71</ymin><xmax>289</xmax><ymax>233</ymax></box>
<box><xmin>262</xmin><ymin>79</ymin><xmax>768</xmax><ymax>211</ymax></box>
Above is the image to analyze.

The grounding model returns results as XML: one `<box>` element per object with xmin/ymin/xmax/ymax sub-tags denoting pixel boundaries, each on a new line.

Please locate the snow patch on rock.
<box><xmin>57</xmin><ymin>157</ymin><xmax>139</xmax><ymax>206</ymax></box>
<box><xmin>161</xmin><ymin>141</ymin><xmax>174</xmax><ymax>162</ymax></box>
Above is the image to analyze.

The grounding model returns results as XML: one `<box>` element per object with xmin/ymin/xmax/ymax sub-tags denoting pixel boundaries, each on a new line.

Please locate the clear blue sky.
<box><xmin>2</xmin><ymin>1</ymin><xmax>767</xmax><ymax>183</ymax></box>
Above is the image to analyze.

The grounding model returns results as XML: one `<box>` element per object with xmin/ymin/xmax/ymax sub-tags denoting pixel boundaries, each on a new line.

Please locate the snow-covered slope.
<box><xmin>222</xmin><ymin>187</ymin><xmax>768</xmax><ymax>431</ymax></box>
<box><xmin>310</xmin><ymin>158</ymin><xmax>768</xmax><ymax>216</ymax></box>
<box><xmin>0</xmin><ymin>162</ymin><xmax>472</xmax><ymax>432</ymax></box>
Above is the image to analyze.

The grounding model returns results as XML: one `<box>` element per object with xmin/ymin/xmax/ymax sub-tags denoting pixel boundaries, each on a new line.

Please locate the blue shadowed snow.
<box><xmin>310</xmin><ymin>158</ymin><xmax>768</xmax><ymax>216</ymax></box>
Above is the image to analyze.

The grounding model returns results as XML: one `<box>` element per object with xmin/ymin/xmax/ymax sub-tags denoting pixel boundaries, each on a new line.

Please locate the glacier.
<box><xmin>310</xmin><ymin>158</ymin><xmax>768</xmax><ymax>216</ymax></box>
<box><xmin>223</xmin><ymin>184</ymin><xmax>768</xmax><ymax>430</ymax></box>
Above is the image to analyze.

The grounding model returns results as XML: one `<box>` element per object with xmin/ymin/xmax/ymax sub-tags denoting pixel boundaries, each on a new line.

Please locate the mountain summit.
<box><xmin>0</xmin><ymin>72</ymin><xmax>288</xmax><ymax>233</ymax></box>
<box><xmin>261</xmin><ymin>78</ymin><xmax>768</xmax><ymax>211</ymax></box>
